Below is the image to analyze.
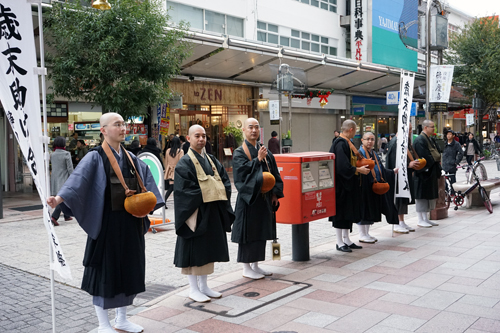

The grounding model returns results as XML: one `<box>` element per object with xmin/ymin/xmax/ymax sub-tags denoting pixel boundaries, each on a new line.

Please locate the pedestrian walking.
<box><xmin>464</xmin><ymin>133</ymin><xmax>481</xmax><ymax>165</ymax></box>
<box><xmin>173</xmin><ymin>125</ymin><xmax>234</xmax><ymax>302</ymax></box>
<box><xmin>442</xmin><ymin>130</ymin><xmax>464</xmax><ymax>190</ymax></box>
<box><xmin>378</xmin><ymin>133</ymin><xmax>388</xmax><ymax>155</ymax></box>
<box><xmin>75</xmin><ymin>139</ymin><xmax>89</xmax><ymax>166</ymax></box>
<box><xmin>50</xmin><ymin>136</ymin><xmax>74</xmax><ymax>226</ymax></box>
<box><xmin>232</xmin><ymin>118</ymin><xmax>284</xmax><ymax>279</ymax></box>
<box><xmin>164</xmin><ymin>136</ymin><xmax>184</xmax><ymax>205</ymax></box>
<box><xmin>328</xmin><ymin>120</ymin><xmax>370</xmax><ymax>252</ymax></box>
<box><xmin>47</xmin><ymin>112</ymin><xmax>164</xmax><ymax>333</ymax></box>
<box><xmin>413</xmin><ymin>120</ymin><xmax>441</xmax><ymax>228</ymax></box>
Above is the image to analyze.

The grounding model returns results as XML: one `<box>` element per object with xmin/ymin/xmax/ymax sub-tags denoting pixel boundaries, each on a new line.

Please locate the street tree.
<box><xmin>445</xmin><ymin>16</ymin><xmax>500</xmax><ymax>144</ymax></box>
<box><xmin>46</xmin><ymin>0</ymin><xmax>191</xmax><ymax>120</ymax></box>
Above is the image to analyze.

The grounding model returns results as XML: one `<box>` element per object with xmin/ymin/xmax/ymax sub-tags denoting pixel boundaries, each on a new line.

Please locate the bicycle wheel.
<box><xmin>479</xmin><ymin>187</ymin><xmax>493</xmax><ymax>213</ymax></box>
<box><xmin>468</xmin><ymin>162</ymin><xmax>488</xmax><ymax>184</ymax></box>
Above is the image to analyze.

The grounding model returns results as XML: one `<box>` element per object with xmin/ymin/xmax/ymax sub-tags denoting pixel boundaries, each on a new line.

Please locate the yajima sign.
<box><xmin>0</xmin><ymin>1</ymin><xmax>71</xmax><ymax>279</ymax></box>
<box><xmin>372</xmin><ymin>0</ymin><xmax>418</xmax><ymax>72</ymax></box>
<box><xmin>395</xmin><ymin>71</ymin><xmax>415</xmax><ymax>200</ymax></box>
<box><xmin>168</xmin><ymin>81</ymin><xmax>253</xmax><ymax>106</ymax></box>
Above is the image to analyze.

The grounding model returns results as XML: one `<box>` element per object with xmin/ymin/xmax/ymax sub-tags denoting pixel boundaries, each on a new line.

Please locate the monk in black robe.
<box><xmin>232</xmin><ymin>118</ymin><xmax>284</xmax><ymax>280</ymax></box>
<box><xmin>386</xmin><ymin>123</ymin><xmax>420</xmax><ymax>233</ymax></box>
<box><xmin>173</xmin><ymin>125</ymin><xmax>234</xmax><ymax>302</ymax></box>
<box><xmin>328</xmin><ymin>120</ymin><xmax>370</xmax><ymax>253</ymax></box>
<box><xmin>357</xmin><ymin>132</ymin><xmax>398</xmax><ymax>243</ymax></box>
<box><xmin>47</xmin><ymin>112</ymin><xmax>164</xmax><ymax>333</ymax></box>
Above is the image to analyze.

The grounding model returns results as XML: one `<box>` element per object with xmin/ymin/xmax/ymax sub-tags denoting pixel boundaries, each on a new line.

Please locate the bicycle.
<box><xmin>464</xmin><ymin>156</ymin><xmax>487</xmax><ymax>184</ymax></box>
<box><xmin>442</xmin><ymin>157</ymin><xmax>493</xmax><ymax>213</ymax></box>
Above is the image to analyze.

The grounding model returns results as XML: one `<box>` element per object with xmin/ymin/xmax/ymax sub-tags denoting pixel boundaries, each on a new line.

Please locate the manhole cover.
<box><xmin>243</xmin><ymin>292</ymin><xmax>260</xmax><ymax>297</ymax></box>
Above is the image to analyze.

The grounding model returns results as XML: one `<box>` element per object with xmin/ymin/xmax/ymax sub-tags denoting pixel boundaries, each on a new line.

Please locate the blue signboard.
<box><xmin>352</xmin><ymin>106</ymin><xmax>365</xmax><ymax>115</ymax></box>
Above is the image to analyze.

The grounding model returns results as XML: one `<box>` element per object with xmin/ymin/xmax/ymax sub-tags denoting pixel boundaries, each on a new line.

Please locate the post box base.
<box><xmin>292</xmin><ymin>223</ymin><xmax>310</xmax><ymax>261</ymax></box>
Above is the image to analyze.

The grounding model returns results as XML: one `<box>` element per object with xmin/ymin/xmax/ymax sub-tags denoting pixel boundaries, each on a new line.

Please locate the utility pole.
<box><xmin>425</xmin><ymin>0</ymin><xmax>432</xmax><ymax>120</ymax></box>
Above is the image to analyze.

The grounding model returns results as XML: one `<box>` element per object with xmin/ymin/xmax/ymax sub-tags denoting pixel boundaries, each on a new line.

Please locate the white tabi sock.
<box><xmin>94</xmin><ymin>305</ymin><xmax>114</xmax><ymax>333</ymax></box>
<box><xmin>198</xmin><ymin>275</ymin><xmax>222</xmax><ymax>298</ymax></box>
<box><xmin>187</xmin><ymin>275</ymin><xmax>210</xmax><ymax>302</ymax></box>
<box><xmin>342</xmin><ymin>229</ymin><xmax>353</xmax><ymax>246</ymax></box>
<box><xmin>251</xmin><ymin>262</ymin><xmax>272</xmax><ymax>276</ymax></box>
<box><xmin>242</xmin><ymin>263</ymin><xmax>265</xmax><ymax>279</ymax></box>
<box><xmin>335</xmin><ymin>228</ymin><xmax>345</xmax><ymax>247</ymax></box>
<box><xmin>115</xmin><ymin>306</ymin><xmax>144</xmax><ymax>333</ymax></box>
<box><xmin>357</xmin><ymin>223</ymin><xmax>366</xmax><ymax>238</ymax></box>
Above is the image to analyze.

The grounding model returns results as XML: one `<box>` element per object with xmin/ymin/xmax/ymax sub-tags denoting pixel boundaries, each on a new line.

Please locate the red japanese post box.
<box><xmin>274</xmin><ymin>152</ymin><xmax>336</xmax><ymax>224</ymax></box>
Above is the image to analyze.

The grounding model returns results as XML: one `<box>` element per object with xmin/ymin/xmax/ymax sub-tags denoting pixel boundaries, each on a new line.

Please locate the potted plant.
<box><xmin>282</xmin><ymin>130</ymin><xmax>292</xmax><ymax>146</ymax></box>
<box><xmin>223</xmin><ymin>122</ymin><xmax>244</xmax><ymax>146</ymax></box>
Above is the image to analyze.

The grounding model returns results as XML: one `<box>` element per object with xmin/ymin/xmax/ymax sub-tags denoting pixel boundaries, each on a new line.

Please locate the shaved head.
<box><xmin>244</xmin><ymin>117</ymin><xmax>259</xmax><ymax>127</ymax></box>
<box><xmin>100</xmin><ymin>112</ymin><xmax>122</xmax><ymax>127</ymax></box>
<box><xmin>242</xmin><ymin>117</ymin><xmax>260</xmax><ymax>143</ymax></box>
<box><xmin>188</xmin><ymin>124</ymin><xmax>205</xmax><ymax>136</ymax></box>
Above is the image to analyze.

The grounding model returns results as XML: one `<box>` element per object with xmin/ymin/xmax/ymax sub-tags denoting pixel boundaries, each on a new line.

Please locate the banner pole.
<box><xmin>36</xmin><ymin>3</ymin><xmax>56</xmax><ymax>332</ymax></box>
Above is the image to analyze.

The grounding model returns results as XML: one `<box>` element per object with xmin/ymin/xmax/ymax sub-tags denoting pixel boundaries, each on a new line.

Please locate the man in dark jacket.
<box><xmin>268</xmin><ymin>131</ymin><xmax>280</xmax><ymax>154</ymax></box>
<box><xmin>141</xmin><ymin>137</ymin><xmax>165</xmax><ymax>170</ymax></box>
<box><xmin>442</xmin><ymin>130</ymin><xmax>463</xmax><ymax>190</ymax></box>
<box><xmin>413</xmin><ymin>120</ymin><xmax>441</xmax><ymax>228</ymax></box>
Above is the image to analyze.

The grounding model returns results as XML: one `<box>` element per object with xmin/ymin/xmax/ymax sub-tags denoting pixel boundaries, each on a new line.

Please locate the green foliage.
<box><xmin>46</xmin><ymin>0</ymin><xmax>191</xmax><ymax>119</ymax></box>
<box><xmin>282</xmin><ymin>130</ymin><xmax>291</xmax><ymax>140</ymax></box>
<box><xmin>223</xmin><ymin>123</ymin><xmax>244</xmax><ymax>146</ymax></box>
<box><xmin>445</xmin><ymin>18</ymin><xmax>500</xmax><ymax>116</ymax></box>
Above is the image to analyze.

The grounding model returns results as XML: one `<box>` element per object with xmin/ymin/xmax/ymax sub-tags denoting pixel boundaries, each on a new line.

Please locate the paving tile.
<box><xmin>402</xmin><ymin>258</ymin><xmax>445</xmax><ymax>272</ymax></box>
<box><xmin>125</xmin><ymin>316</ymin><xmax>181</xmax><ymax>332</ymax></box>
<box><xmin>304</xmin><ymin>278</ymin><xmax>359</xmax><ymax>294</ymax></box>
<box><xmin>293</xmin><ymin>311</ymin><xmax>339</xmax><ymax>328</ymax></box>
<box><xmin>241</xmin><ymin>305</ymin><xmax>308</xmax><ymax>332</ymax></box>
<box><xmin>341</xmin><ymin>259</ymin><xmax>384</xmax><ymax>271</ymax></box>
<box><xmin>469</xmin><ymin>318</ymin><xmax>500</xmax><ymax>332</ymax></box>
<box><xmin>162</xmin><ymin>309</ymin><xmax>214</xmax><ymax>328</ymax></box>
<box><xmin>458</xmin><ymin>295</ymin><xmax>499</xmax><ymax>308</ymax></box>
<box><xmin>415</xmin><ymin>311</ymin><xmax>478</xmax><ymax>333</ymax></box>
<box><xmin>445</xmin><ymin>302</ymin><xmax>500</xmax><ymax>321</ymax></box>
<box><xmin>448</xmin><ymin>276</ymin><xmax>485</xmax><ymax>287</ymax></box>
<box><xmin>364</xmin><ymin>325</ymin><xmax>414</xmax><ymax>333</ymax></box>
<box><xmin>437</xmin><ymin>282</ymin><xmax>500</xmax><ymax>298</ymax></box>
<box><xmin>303</xmin><ymin>290</ymin><xmax>344</xmax><ymax>303</ymax></box>
<box><xmin>325</xmin><ymin>308</ymin><xmax>389</xmax><ymax>333</ymax></box>
<box><xmin>136</xmin><ymin>306</ymin><xmax>183</xmax><ymax>321</ymax></box>
<box><xmin>430</xmin><ymin>266</ymin><xmax>494</xmax><ymax>280</ymax></box>
<box><xmin>187</xmin><ymin>318</ymin><xmax>267</xmax><ymax>333</ymax></box>
<box><xmin>378</xmin><ymin>292</ymin><xmax>420</xmax><ymax>305</ymax></box>
<box><xmin>273</xmin><ymin>321</ymin><xmax>340</xmax><ymax>333</ymax></box>
<box><xmin>332</xmin><ymin>288</ymin><xmax>388</xmax><ymax>307</ymax></box>
<box><xmin>312</xmin><ymin>273</ymin><xmax>348</xmax><ymax>283</ymax></box>
<box><xmin>377</xmin><ymin>274</ymin><xmax>417</xmax><ymax>285</ymax></box>
<box><xmin>212</xmin><ymin>295</ymin><xmax>264</xmax><ymax>314</ymax></box>
<box><xmin>377</xmin><ymin>314</ymin><xmax>427</xmax><ymax>331</ymax></box>
<box><xmin>410</xmin><ymin>289</ymin><xmax>464</xmax><ymax>310</ymax></box>
<box><xmin>365</xmin><ymin>281</ymin><xmax>431</xmax><ymax>296</ymax></box>
<box><xmin>363</xmin><ymin>299</ymin><xmax>440</xmax><ymax>320</ymax></box>
<box><xmin>286</xmin><ymin>297</ymin><xmax>357</xmax><ymax>317</ymax></box>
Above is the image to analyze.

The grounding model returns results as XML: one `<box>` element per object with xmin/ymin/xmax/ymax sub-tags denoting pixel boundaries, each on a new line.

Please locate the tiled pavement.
<box><xmin>1</xmin><ymin>160</ymin><xmax>500</xmax><ymax>332</ymax></box>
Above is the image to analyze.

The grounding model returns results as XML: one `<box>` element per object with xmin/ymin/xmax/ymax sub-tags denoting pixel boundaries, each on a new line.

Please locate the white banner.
<box><xmin>269</xmin><ymin>100</ymin><xmax>279</xmax><ymax>121</ymax></box>
<box><xmin>351</xmin><ymin>0</ymin><xmax>368</xmax><ymax>62</ymax></box>
<box><xmin>395</xmin><ymin>71</ymin><xmax>415</xmax><ymax>200</ymax></box>
<box><xmin>429</xmin><ymin>65</ymin><xmax>454</xmax><ymax>103</ymax></box>
<box><xmin>0</xmin><ymin>1</ymin><xmax>71</xmax><ymax>280</ymax></box>
<box><xmin>466</xmin><ymin>113</ymin><xmax>474</xmax><ymax>126</ymax></box>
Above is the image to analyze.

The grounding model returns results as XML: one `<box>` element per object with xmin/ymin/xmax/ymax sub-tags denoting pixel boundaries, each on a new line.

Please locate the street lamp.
<box><xmin>92</xmin><ymin>0</ymin><xmax>112</xmax><ymax>10</ymax></box>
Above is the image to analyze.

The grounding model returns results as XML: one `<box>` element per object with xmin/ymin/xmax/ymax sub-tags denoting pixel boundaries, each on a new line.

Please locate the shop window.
<box><xmin>227</xmin><ymin>16</ymin><xmax>244</xmax><ymax>37</ymax></box>
<box><xmin>44</xmin><ymin>102</ymin><xmax>68</xmax><ymax>117</ymax></box>
<box><xmin>167</xmin><ymin>2</ymin><xmax>203</xmax><ymax>30</ymax></box>
<box><xmin>205</xmin><ymin>10</ymin><xmax>225</xmax><ymax>34</ymax></box>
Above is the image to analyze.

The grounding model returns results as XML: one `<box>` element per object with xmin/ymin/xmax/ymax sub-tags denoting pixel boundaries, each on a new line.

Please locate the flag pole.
<box><xmin>35</xmin><ymin>2</ymin><xmax>56</xmax><ymax>332</ymax></box>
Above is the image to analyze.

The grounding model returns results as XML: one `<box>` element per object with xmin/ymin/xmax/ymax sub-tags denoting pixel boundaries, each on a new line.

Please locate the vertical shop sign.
<box><xmin>351</xmin><ymin>0</ymin><xmax>367</xmax><ymax>61</ymax></box>
<box><xmin>429</xmin><ymin>65</ymin><xmax>454</xmax><ymax>103</ymax></box>
<box><xmin>395</xmin><ymin>71</ymin><xmax>415</xmax><ymax>200</ymax></box>
<box><xmin>0</xmin><ymin>1</ymin><xmax>71</xmax><ymax>279</ymax></box>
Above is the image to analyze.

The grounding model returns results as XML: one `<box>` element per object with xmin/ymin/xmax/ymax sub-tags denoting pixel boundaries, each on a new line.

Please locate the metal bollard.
<box><xmin>291</xmin><ymin>223</ymin><xmax>309</xmax><ymax>261</ymax></box>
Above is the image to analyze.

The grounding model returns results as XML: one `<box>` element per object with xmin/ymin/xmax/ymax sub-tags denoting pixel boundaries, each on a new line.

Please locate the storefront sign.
<box><xmin>351</xmin><ymin>0</ymin><xmax>368</xmax><ymax>61</ymax></box>
<box><xmin>410</xmin><ymin>102</ymin><xmax>417</xmax><ymax>116</ymax></box>
<box><xmin>269</xmin><ymin>100</ymin><xmax>279</xmax><ymax>125</ymax></box>
<box><xmin>429</xmin><ymin>65</ymin><xmax>454</xmax><ymax>103</ymax></box>
<box><xmin>386</xmin><ymin>91</ymin><xmax>400</xmax><ymax>105</ymax></box>
<box><xmin>429</xmin><ymin>102</ymin><xmax>448</xmax><ymax>113</ymax></box>
<box><xmin>169</xmin><ymin>81</ymin><xmax>252</xmax><ymax>106</ymax></box>
<box><xmin>0</xmin><ymin>1</ymin><xmax>71</xmax><ymax>279</ymax></box>
<box><xmin>352</xmin><ymin>105</ymin><xmax>365</xmax><ymax>115</ymax></box>
<box><xmin>169</xmin><ymin>95</ymin><xmax>183</xmax><ymax>109</ymax></box>
<box><xmin>395</xmin><ymin>71</ymin><xmax>415</xmax><ymax>200</ymax></box>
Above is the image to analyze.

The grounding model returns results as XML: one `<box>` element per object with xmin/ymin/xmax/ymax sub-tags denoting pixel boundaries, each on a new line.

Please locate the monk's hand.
<box><xmin>272</xmin><ymin>194</ymin><xmax>279</xmax><ymax>206</ymax></box>
<box><xmin>47</xmin><ymin>196</ymin><xmax>63</xmax><ymax>209</ymax></box>
<box><xmin>356</xmin><ymin>165</ymin><xmax>371</xmax><ymax>175</ymax></box>
<box><xmin>258</xmin><ymin>146</ymin><xmax>267</xmax><ymax>162</ymax></box>
<box><xmin>409</xmin><ymin>160</ymin><xmax>420</xmax><ymax>169</ymax></box>
<box><xmin>394</xmin><ymin>168</ymin><xmax>399</xmax><ymax>174</ymax></box>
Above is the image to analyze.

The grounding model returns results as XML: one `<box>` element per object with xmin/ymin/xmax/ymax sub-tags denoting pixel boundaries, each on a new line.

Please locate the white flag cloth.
<box><xmin>395</xmin><ymin>71</ymin><xmax>415</xmax><ymax>200</ymax></box>
<box><xmin>429</xmin><ymin>65</ymin><xmax>454</xmax><ymax>103</ymax></box>
<box><xmin>0</xmin><ymin>0</ymin><xmax>71</xmax><ymax>280</ymax></box>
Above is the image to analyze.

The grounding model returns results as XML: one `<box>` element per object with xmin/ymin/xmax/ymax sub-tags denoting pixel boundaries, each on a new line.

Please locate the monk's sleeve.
<box><xmin>173</xmin><ymin>157</ymin><xmax>204</xmax><ymax>238</ymax></box>
<box><xmin>57</xmin><ymin>151</ymin><xmax>106</xmax><ymax>239</ymax></box>
<box><xmin>232</xmin><ymin>148</ymin><xmax>263</xmax><ymax>206</ymax></box>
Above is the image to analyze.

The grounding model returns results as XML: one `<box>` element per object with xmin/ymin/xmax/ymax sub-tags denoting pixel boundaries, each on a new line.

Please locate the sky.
<box><xmin>447</xmin><ymin>0</ymin><xmax>500</xmax><ymax>18</ymax></box>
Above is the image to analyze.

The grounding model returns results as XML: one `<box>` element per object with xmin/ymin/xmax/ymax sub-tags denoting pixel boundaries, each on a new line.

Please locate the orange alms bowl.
<box><xmin>261</xmin><ymin>172</ymin><xmax>276</xmax><ymax>194</ymax></box>
<box><xmin>372</xmin><ymin>182</ymin><xmax>390</xmax><ymax>195</ymax></box>
<box><xmin>124</xmin><ymin>191</ymin><xmax>157</xmax><ymax>216</ymax></box>
<box><xmin>356</xmin><ymin>158</ymin><xmax>375</xmax><ymax>170</ymax></box>
<box><xmin>413</xmin><ymin>158</ymin><xmax>427</xmax><ymax>170</ymax></box>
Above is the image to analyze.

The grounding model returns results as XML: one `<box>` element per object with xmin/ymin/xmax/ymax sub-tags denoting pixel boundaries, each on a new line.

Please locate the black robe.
<box><xmin>328</xmin><ymin>138</ymin><xmax>360</xmax><ymax>229</ymax></box>
<box><xmin>413</xmin><ymin>133</ymin><xmax>441</xmax><ymax>200</ymax></box>
<box><xmin>358</xmin><ymin>147</ymin><xmax>398</xmax><ymax>225</ymax></box>
<box><xmin>173</xmin><ymin>149</ymin><xmax>234</xmax><ymax>268</ymax></box>
<box><xmin>80</xmin><ymin>147</ymin><xmax>155</xmax><ymax>300</ymax></box>
<box><xmin>231</xmin><ymin>140</ymin><xmax>284</xmax><ymax>244</ymax></box>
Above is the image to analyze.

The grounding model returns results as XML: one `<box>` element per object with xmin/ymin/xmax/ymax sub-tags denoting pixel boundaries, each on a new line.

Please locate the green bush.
<box><xmin>223</xmin><ymin>123</ymin><xmax>244</xmax><ymax>146</ymax></box>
